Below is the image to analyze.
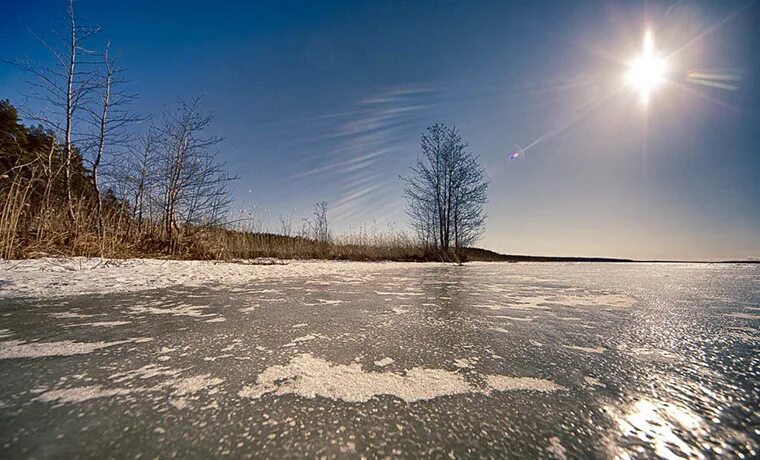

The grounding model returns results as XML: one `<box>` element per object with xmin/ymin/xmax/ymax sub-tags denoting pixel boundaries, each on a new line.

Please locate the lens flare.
<box><xmin>686</xmin><ymin>69</ymin><xmax>740</xmax><ymax>91</ymax></box>
<box><xmin>625</xmin><ymin>30</ymin><xmax>668</xmax><ymax>106</ymax></box>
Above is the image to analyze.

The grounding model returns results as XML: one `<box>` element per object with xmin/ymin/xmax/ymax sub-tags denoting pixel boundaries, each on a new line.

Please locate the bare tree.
<box><xmin>298</xmin><ymin>217</ymin><xmax>312</xmax><ymax>240</ymax></box>
<box><xmin>279</xmin><ymin>213</ymin><xmax>294</xmax><ymax>237</ymax></box>
<box><xmin>83</xmin><ymin>43</ymin><xmax>141</xmax><ymax>245</ymax></box>
<box><xmin>451</xmin><ymin>154</ymin><xmax>488</xmax><ymax>251</ymax></box>
<box><xmin>117</xmin><ymin>128</ymin><xmax>158</xmax><ymax>235</ymax></box>
<box><xmin>12</xmin><ymin>0</ymin><xmax>101</xmax><ymax>222</ymax></box>
<box><xmin>154</xmin><ymin>97</ymin><xmax>234</xmax><ymax>245</ymax></box>
<box><xmin>403</xmin><ymin>123</ymin><xmax>488</xmax><ymax>261</ymax></box>
<box><xmin>312</xmin><ymin>200</ymin><xmax>329</xmax><ymax>244</ymax></box>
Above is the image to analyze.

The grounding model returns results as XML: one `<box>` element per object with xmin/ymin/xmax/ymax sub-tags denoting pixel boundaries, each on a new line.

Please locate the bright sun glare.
<box><xmin>625</xmin><ymin>30</ymin><xmax>668</xmax><ymax>106</ymax></box>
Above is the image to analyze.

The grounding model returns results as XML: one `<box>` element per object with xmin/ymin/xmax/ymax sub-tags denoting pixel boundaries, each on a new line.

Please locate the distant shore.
<box><xmin>4</xmin><ymin>248</ymin><xmax>757</xmax><ymax>265</ymax></box>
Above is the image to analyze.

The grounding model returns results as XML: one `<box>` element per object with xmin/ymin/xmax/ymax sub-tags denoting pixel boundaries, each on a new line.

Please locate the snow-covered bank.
<box><xmin>0</xmin><ymin>258</ymin><xmax>446</xmax><ymax>299</ymax></box>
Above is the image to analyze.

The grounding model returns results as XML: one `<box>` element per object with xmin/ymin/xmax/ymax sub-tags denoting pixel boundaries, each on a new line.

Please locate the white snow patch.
<box><xmin>374</xmin><ymin>357</ymin><xmax>394</xmax><ymax>367</ymax></box>
<box><xmin>63</xmin><ymin>321</ymin><xmax>131</xmax><ymax>328</ymax></box>
<box><xmin>491</xmin><ymin>315</ymin><xmax>533</xmax><ymax>322</ymax></box>
<box><xmin>203</xmin><ymin>354</ymin><xmax>232</xmax><ymax>362</ymax></box>
<box><xmin>375</xmin><ymin>291</ymin><xmax>424</xmax><ymax>297</ymax></box>
<box><xmin>316</xmin><ymin>299</ymin><xmax>343</xmax><ymax>305</ymax></box>
<box><xmin>221</xmin><ymin>341</ymin><xmax>241</xmax><ymax>352</ymax></box>
<box><xmin>1</xmin><ymin>258</ymin><xmax>439</xmax><ymax>299</ymax></box>
<box><xmin>170</xmin><ymin>398</ymin><xmax>189</xmax><ymax>409</ymax></box>
<box><xmin>110</xmin><ymin>364</ymin><xmax>183</xmax><ymax>383</ymax></box>
<box><xmin>170</xmin><ymin>374</ymin><xmax>224</xmax><ymax>396</ymax></box>
<box><xmin>0</xmin><ymin>337</ymin><xmax>152</xmax><ymax>359</ymax></box>
<box><xmin>239</xmin><ymin>353</ymin><xmax>564</xmax><ymax>403</ymax></box>
<box><xmin>563</xmin><ymin>345</ymin><xmax>606</xmax><ymax>354</ymax></box>
<box><xmin>584</xmin><ymin>376</ymin><xmax>607</xmax><ymax>388</ymax></box>
<box><xmin>34</xmin><ymin>385</ymin><xmax>132</xmax><ymax>404</ymax></box>
<box><xmin>129</xmin><ymin>303</ymin><xmax>212</xmax><ymax>318</ymax></box>
<box><xmin>49</xmin><ymin>311</ymin><xmax>96</xmax><ymax>319</ymax></box>
<box><xmin>283</xmin><ymin>334</ymin><xmax>322</xmax><ymax>347</ymax></box>
<box><xmin>546</xmin><ymin>436</ymin><xmax>567</xmax><ymax>460</ymax></box>
<box><xmin>453</xmin><ymin>358</ymin><xmax>477</xmax><ymax>369</ymax></box>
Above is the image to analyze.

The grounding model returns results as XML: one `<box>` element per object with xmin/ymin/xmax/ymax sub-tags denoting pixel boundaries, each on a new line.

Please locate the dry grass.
<box><xmin>215</xmin><ymin>230</ymin><xmax>431</xmax><ymax>261</ymax></box>
<box><xmin>0</xmin><ymin>176</ymin><xmax>435</xmax><ymax>261</ymax></box>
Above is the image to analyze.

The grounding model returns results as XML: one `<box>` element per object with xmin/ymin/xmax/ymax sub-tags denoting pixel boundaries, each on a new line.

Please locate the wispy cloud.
<box><xmin>292</xmin><ymin>84</ymin><xmax>439</xmax><ymax>226</ymax></box>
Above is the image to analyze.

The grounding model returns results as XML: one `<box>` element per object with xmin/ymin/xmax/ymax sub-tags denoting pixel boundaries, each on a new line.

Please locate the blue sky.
<box><xmin>2</xmin><ymin>0</ymin><xmax>758</xmax><ymax>260</ymax></box>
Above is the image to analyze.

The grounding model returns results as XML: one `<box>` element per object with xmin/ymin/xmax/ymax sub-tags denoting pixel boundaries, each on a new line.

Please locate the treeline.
<box><xmin>1</xmin><ymin>97</ymin><xmax>429</xmax><ymax>260</ymax></box>
<box><xmin>1</xmin><ymin>1</ymin><xmax>488</xmax><ymax>262</ymax></box>
<box><xmin>2</xmin><ymin>96</ymin><xmax>227</xmax><ymax>258</ymax></box>
<box><xmin>0</xmin><ymin>0</ymin><xmax>243</xmax><ymax>258</ymax></box>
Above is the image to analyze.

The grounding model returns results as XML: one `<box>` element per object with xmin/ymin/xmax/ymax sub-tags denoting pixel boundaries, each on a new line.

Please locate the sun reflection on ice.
<box><xmin>614</xmin><ymin>399</ymin><xmax>706</xmax><ymax>459</ymax></box>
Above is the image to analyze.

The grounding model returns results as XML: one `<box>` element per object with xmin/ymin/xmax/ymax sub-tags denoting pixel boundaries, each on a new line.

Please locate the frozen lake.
<box><xmin>1</xmin><ymin>260</ymin><xmax>758</xmax><ymax>458</ymax></box>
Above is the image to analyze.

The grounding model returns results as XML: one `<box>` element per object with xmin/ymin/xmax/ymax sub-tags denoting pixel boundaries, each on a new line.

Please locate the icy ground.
<box><xmin>0</xmin><ymin>259</ymin><xmax>758</xmax><ymax>458</ymax></box>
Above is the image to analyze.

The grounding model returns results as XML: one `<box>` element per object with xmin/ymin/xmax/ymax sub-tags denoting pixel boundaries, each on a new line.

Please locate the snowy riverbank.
<box><xmin>0</xmin><ymin>258</ymin><xmax>449</xmax><ymax>299</ymax></box>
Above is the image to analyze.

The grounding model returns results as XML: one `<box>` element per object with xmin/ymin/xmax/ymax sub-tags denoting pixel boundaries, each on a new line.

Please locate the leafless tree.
<box><xmin>312</xmin><ymin>200</ymin><xmax>329</xmax><ymax>244</ymax></box>
<box><xmin>279</xmin><ymin>213</ymin><xmax>294</xmax><ymax>237</ymax></box>
<box><xmin>405</xmin><ymin>190</ymin><xmax>437</xmax><ymax>252</ymax></box>
<box><xmin>12</xmin><ymin>0</ymin><xmax>101</xmax><ymax>222</ymax></box>
<box><xmin>403</xmin><ymin>123</ymin><xmax>488</xmax><ymax>261</ymax></box>
<box><xmin>82</xmin><ymin>43</ymin><xmax>142</xmax><ymax>245</ymax></box>
<box><xmin>153</xmin><ymin>97</ymin><xmax>235</xmax><ymax>244</ymax></box>
<box><xmin>451</xmin><ymin>154</ymin><xmax>488</xmax><ymax>250</ymax></box>
<box><xmin>298</xmin><ymin>217</ymin><xmax>312</xmax><ymax>240</ymax></box>
<box><xmin>117</xmin><ymin>129</ymin><xmax>159</xmax><ymax>235</ymax></box>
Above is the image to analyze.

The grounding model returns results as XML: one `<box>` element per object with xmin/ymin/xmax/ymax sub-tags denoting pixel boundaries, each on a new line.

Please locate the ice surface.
<box><xmin>0</xmin><ymin>258</ymin><xmax>436</xmax><ymax>299</ymax></box>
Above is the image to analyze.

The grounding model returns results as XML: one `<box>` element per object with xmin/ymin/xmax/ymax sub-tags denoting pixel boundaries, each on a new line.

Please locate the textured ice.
<box><xmin>0</xmin><ymin>258</ymin><xmax>438</xmax><ymax>299</ymax></box>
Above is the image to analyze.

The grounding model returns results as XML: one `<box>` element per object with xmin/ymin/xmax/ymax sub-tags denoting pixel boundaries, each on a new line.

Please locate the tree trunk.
<box><xmin>64</xmin><ymin>0</ymin><xmax>77</xmax><ymax>224</ymax></box>
<box><xmin>92</xmin><ymin>49</ymin><xmax>112</xmax><ymax>253</ymax></box>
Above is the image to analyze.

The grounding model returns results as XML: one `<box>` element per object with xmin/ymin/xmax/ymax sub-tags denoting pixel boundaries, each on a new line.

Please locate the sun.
<box><xmin>625</xmin><ymin>30</ymin><xmax>668</xmax><ymax>106</ymax></box>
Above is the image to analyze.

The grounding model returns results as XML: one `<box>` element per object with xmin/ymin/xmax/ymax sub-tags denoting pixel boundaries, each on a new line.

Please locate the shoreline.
<box><xmin>2</xmin><ymin>253</ymin><xmax>757</xmax><ymax>265</ymax></box>
<box><xmin>1</xmin><ymin>257</ymin><xmax>756</xmax><ymax>300</ymax></box>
